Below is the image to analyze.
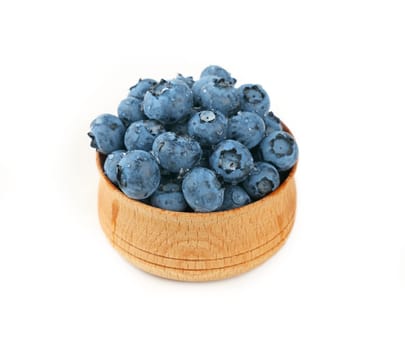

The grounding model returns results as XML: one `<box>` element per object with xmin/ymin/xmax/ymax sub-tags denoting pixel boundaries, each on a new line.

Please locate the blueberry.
<box><xmin>187</xmin><ymin>110</ymin><xmax>227</xmax><ymax>146</ymax></box>
<box><xmin>238</xmin><ymin>84</ymin><xmax>270</xmax><ymax>116</ymax></box>
<box><xmin>209</xmin><ymin>140</ymin><xmax>254</xmax><ymax>184</ymax></box>
<box><xmin>182</xmin><ymin>167</ymin><xmax>224</xmax><ymax>212</ymax></box>
<box><xmin>259</xmin><ymin>131</ymin><xmax>298</xmax><ymax>171</ymax></box>
<box><xmin>143</xmin><ymin>79</ymin><xmax>193</xmax><ymax>124</ymax></box>
<box><xmin>117</xmin><ymin>97</ymin><xmax>145</xmax><ymax>127</ymax></box>
<box><xmin>219</xmin><ymin>185</ymin><xmax>251</xmax><ymax>211</ymax></box>
<box><xmin>116</xmin><ymin>150</ymin><xmax>160</xmax><ymax>200</ymax></box>
<box><xmin>175</xmin><ymin>74</ymin><xmax>194</xmax><ymax>88</ymax></box>
<box><xmin>200</xmin><ymin>77</ymin><xmax>240</xmax><ymax>117</ymax></box>
<box><xmin>152</xmin><ymin>132</ymin><xmax>202</xmax><ymax>174</ymax></box>
<box><xmin>243</xmin><ymin>162</ymin><xmax>280</xmax><ymax>200</ymax></box>
<box><xmin>103</xmin><ymin>149</ymin><xmax>126</xmax><ymax>185</ymax></box>
<box><xmin>124</xmin><ymin>120</ymin><xmax>165</xmax><ymax>151</ymax></box>
<box><xmin>88</xmin><ymin>114</ymin><xmax>126</xmax><ymax>155</ymax></box>
<box><xmin>227</xmin><ymin>111</ymin><xmax>265</xmax><ymax>149</ymax></box>
<box><xmin>192</xmin><ymin>76</ymin><xmax>214</xmax><ymax>107</ymax></box>
<box><xmin>128</xmin><ymin>78</ymin><xmax>157</xmax><ymax>100</ymax></box>
<box><xmin>262</xmin><ymin>111</ymin><xmax>282</xmax><ymax>135</ymax></box>
<box><xmin>150</xmin><ymin>178</ymin><xmax>188</xmax><ymax>212</ymax></box>
<box><xmin>200</xmin><ymin>65</ymin><xmax>235</xmax><ymax>83</ymax></box>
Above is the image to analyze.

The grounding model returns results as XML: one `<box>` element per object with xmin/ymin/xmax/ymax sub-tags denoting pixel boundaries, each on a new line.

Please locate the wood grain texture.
<box><xmin>96</xmin><ymin>153</ymin><xmax>297</xmax><ymax>281</ymax></box>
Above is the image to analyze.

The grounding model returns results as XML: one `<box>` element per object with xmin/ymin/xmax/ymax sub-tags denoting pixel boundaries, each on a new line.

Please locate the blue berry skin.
<box><xmin>263</xmin><ymin>111</ymin><xmax>282</xmax><ymax>135</ymax></box>
<box><xmin>200</xmin><ymin>77</ymin><xmax>240</xmax><ymax>117</ymax></box>
<box><xmin>88</xmin><ymin>114</ymin><xmax>126</xmax><ymax>155</ymax></box>
<box><xmin>209</xmin><ymin>140</ymin><xmax>254</xmax><ymax>184</ymax></box>
<box><xmin>259</xmin><ymin>131</ymin><xmax>298</xmax><ymax>171</ymax></box>
<box><xmin>227</xmin><ymin>111</ymin><xmax>265</xmax><ymax>149</ymax></box>
<box><xmin>219</xmin><ymin>185</ymin><xmax>251</xmax><ymax>211</ymax></box>
<box><xmin>124</xmin><ymin>120</ymin><xmax>165</xmax><ymax>151</ymax></box>
<box><xmin>187</xmin><ymin>110</ymin><xmax>227</xmax><ymax>146</ymax></box>
<box><xmin>103</xmin><ymin>149</ymin><xmax>126</xmax><ymax>185</ymax></box>
<box><xmin>192</xmin><ymin>76</ymin><xmax>213</xmax><ymax>107</ymax></box>
<box><xmin>150</xmin><ymin>179</ymin><xmax>188</xmax><ymax>212</ymax></box>
<box><xmin>117</xmin><ymin>97</ymin><xmax>145</xmax><ymax>127</ymax></box>
<box><xmin>242</xmin><ymin>162</ymin><xmax>280</xmax><ymax>200</ymax></box>
<box><xmin>175</xmin><ymin>74</ymin><xmax>194</xmax><ymax>89</ymax></box>
<box><xmin>128</xmin><ymin>78</ymin><xmax>157</xmax><ymax>100</ymax></box>
<box><xmin>116</xmin><ymin>150</ymin><xmax>160</xmax><ymax>200</ymax></box>
<box><xmin>238</xmin><ymin>84</ymin><xmax>270</xmax><ymax>117</ymax></box>
<box><xmin>182</xmin><ymin>167</ymin><xmax>224</xmax><ymax>212</ymax></box>
<box><xmin>200</xmin><ymin>65</ymin><xmax>235</xmax><ymax>82</ymax></box>
<box><xmin>152</xmin><ymin>132</ymin><xmax>202</xmax><ymax>174</ymax></box>
<box><xmin>143</xmin><ymin>79</ymin><xmax>193</xmax><ymax>124</ymax></box>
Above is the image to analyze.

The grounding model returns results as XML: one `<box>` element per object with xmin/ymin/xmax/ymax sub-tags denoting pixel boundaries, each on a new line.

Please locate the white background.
<box><xmin>0</xmin><ymin>0</ymin><xmax>404</xmax><ymax>349</ymax></box>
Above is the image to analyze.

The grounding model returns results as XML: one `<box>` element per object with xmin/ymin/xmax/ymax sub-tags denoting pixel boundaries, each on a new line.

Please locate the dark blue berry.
<box><xmin>150</xmin><ymin>178</ymin><xmax>188</xmax><ymax>212</ymax></box>
<box><xmin>187</xmin><ymin>110</ymin><xmax>227</xmax><ymax>146</ymax></box>
<box><xmin>259</xmin><ymin>131</ymin><xmax>298</xmax><ymax>171</ymax></box>
<box><xmin>117</xmin><ymin>97</ymin><xmax>145</xmax><ymax>127</ymax></box>
<box><xmin>200</xmin><ymin>77</ymin><xmax>240</xmax><ymax>117</ymax></box>
<box><xmin>128</xmin><ymin>78</ymin><xmax>157</xmax><ymax>100</ymax></box>
<box><xmin>227</xmin><ymin>111</ymin><xmax>265</xmax><ymax>149</ymax></box>
<box><xmin>200</xmin><ymin>65</ymin><xmax>235</xmax><ymax>82</ymax></box>
<box><xmin>219</xmin><ymin>185</ymin><xmax>251</xmax><ymax>211</ymax></box>
<box><xmin>116</xmin><ymin>150</ymin><xmax>160</xmax><ymax>200</ymax></box>
<box><xmin>263</xmin><ymin>111</ymin><xmax>282</xmax><ymax>136</ymax></box>
<box><xmin>175</xmin><ymin>74</ymin><xmax>194</xmax><ymax>89</ymax></box>
<box><xmin>103</xmin><ymin>150</ymin><xmax>126</xmax><ymax>185</ymax></box>
<box><xmin>209</xmin><ymin>140</ymin><xmax>254</xmax><ymax>184</ymax></box>
<box><xmin>143</xmin><ymin>79</ymin><xmax>193</xmax><ymax>124</ymax></box>
<box><xmin>88</xmin><ymin>114</ymin><xmax>126</xmax><ymax>155</ymax></box>
<box><xmin>243</xmin><ymin>162</ymin><xmax>280</xmax><ymax>199</ymax></box>
<box><xmin>152</xmin><ymin>132</ymin><xmax>202</xmax><ymax>174</ymax></box>
<box><xmin>238</xmin><ymin>84</ymin><xmax>270</xmax><ymax>116</ymax></box>
<box><xmin>182</xmin><ymin>167</ymin><xmax>224</xmax><ymax>212</ymax></box>
<box><xmin>124</xmin><ymin>120</ymin><xmax>165</xmax><ymax>151</ymax></box>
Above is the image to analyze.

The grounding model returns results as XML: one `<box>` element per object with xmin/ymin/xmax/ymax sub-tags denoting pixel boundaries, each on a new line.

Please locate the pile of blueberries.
<box><xmin>88</xmin><ymin>66</ymin><xmax>298</xmax><ymax>212</ymax></box>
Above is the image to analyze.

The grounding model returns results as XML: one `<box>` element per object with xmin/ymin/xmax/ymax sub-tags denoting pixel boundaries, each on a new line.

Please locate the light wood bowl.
<box><xmin>96</xmin><ymin>129</ymin><xmax>297</xmax><ymax>281</ymax></box>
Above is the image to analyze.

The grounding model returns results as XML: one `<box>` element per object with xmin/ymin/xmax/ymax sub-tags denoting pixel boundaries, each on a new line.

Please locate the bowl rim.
<box><xmin>96</xmin><ymin>124</ymin><xmax>297</xmax><ymax>218</ymax></box>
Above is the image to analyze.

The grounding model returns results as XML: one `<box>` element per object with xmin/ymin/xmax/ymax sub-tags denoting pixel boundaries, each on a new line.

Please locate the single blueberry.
<box><xmin>192</xmin><ymin>76</ymin><xmax>214</xmax><ymax>107</ymax></box>
<box><xmin>259</xmin><ymin>131</ymin><xmax>298</xmax><ymax>171</ymax></box>
<box><xmin>200</xmin><ymin>65</ymin><xmax>235</xmax><ymax>83</ymax></box>
<box><xmin>117</xmin><ymin>97</ymin><xmax>145</xmax><ymax>127</ymax></box>
<box><xmin>209</xmin><ymin>140</ymin><xmax>254</xmax><ymax>184</ymax></box>
<box><xmin>88</xmin><ymin>114</ymin><xmax>126</xmax><ymax>155</ymax></box>
<box><xmin>219</xmin><ymin>185</ymin><xmax>251</xmax><ymax>211</ymax></box>
<box><xmin>182</xmin><ymin>167</ymin><xmax>224</xmax><ymax>212</ymax></box>
<box><xmin>128</xmin><ymin>78</ymin><xmax>157</xmax><ymax>100</ymax></box>
<box><xmin>227</xmin><ymin>111</ymin><xmax>265</xmax><ymax>149</ymax></box>
<box><xmin>200</xmin><ymin>77</ymin><xmax>240</xmax><ymax>117</ymax></box>
<box><xmin>262</xmin><ymin>111</ymin><xmax>282</xmax><ymax>136</ymax></box>
<box><xmin>238</xmin><ymin>84</ymin><xmax>270</xmax><ymax>117</ymax></box>
<box><xmin>175</xmin><ymin>73</ymin><xmax>195</xmax><ymax>89</ymax></box>
<box><xmin>243</xmin><ymin>162</ymin><xmax>280</xmax><ymax>200</ymax></box>
<box><xmin>103</xmin><ymin>149</ymin><xmax>126</xmax><ymax>185</ymax></box>
<box><xmin>187</xmin><ymin>110</ymin><xmax>227</xmax><ymax>146</ymax></box>
<box><xmin>116</xmin><ymin>150</ymin><xmax>160</xmax><ymax>200</ymax></box>
<box><xmin>143</xmin><ymin>79</ymin><xmax>193</xmax><ymax>124</ymax></box>
<box><xmin>152</xmin><ymin>132</ymin><xmax>202</xmax><ymax>174</ymax></box>
<box><xmin>150</xmin><ymin>178</ymin><xmax>188</xmax><ymax>212</ymax></box>
<box><xmin>124</xmin><ymin>120</ymin><xmax>165</xmax><ymax>151</ymax></box>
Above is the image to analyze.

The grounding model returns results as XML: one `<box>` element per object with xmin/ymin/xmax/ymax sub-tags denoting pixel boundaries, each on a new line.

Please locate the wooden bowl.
<box><xmin>96</xmin><ymin>131</ymin><xmax>297</xmax><ymax>281</ymax></box>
